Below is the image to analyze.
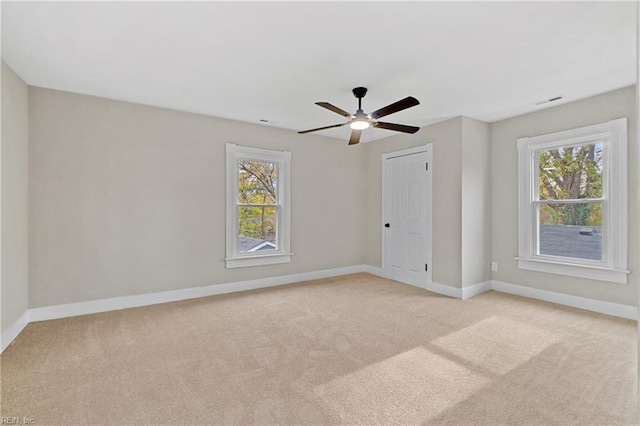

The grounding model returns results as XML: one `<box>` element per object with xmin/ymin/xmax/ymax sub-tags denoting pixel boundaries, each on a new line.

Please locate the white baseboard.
<box><xmin>363</xmin><ymin>266</ymin><xmax>635</xmax><ymax>320</ymax></box>
<box><xmin>1</xmin><ymin>311</ymin><xmax>29</xmax><ymax>353</ymax></box>
<box><xmin>425</xmin><ymin>281</ymin><xmax>462</xmax><ymax>298</ymax></box>
<box><xmin>490</xmin><ymin>280</ymin><xmax>637</xmax><ymax>320</ymax></box>
<box><xmin>3</xmin><ymin>265</ymin><xmax>636</xmax><ymax>353</ymax></box>
<box><xmin>198</xmin><ymin>265</ymin><xmax>365</xmax><ymax>298</ymax></box>
<box><xmin>363</xmin><ymin>264</ymin><xmax>385</xmax><ymax>277</ymax></box>
<box><xmin>28</xmin><ymin>265</ymin><xmax>365</xmax><ymax>323</ymax></box>
<box><xmin>461</xmin><ymin>281</ymin><xmax>492</xmax><ymax>300</ymax></box>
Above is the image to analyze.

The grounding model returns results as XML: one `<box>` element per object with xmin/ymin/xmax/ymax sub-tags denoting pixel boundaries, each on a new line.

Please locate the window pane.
<box><xmin>538</xmin><ymin>142</ymin><xmax>602</xmax><ymax>200</ymax></box>
<box><xmin>538</xmin><ymin>202</ymin><xmax>602</xmax><ymax>261</ymax></box>
<box><xmin>238</xmin><ymin>161</ymin><xmax>277</xmax><ymax>205</ymax></box>
<box><xmin>238</xmin><ymin>206</ymin><xmax>277</xmax><ymax>252</ymax></box>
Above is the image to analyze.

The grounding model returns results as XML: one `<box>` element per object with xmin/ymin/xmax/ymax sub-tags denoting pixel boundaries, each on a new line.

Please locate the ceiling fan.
<box><xmin>298</xmin><ymin>87</ymin><xmax>420</xmax><ymax>145</ymax></box>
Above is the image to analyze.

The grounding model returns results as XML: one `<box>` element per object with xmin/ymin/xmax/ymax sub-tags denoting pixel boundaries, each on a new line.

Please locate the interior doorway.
<box><xmin>382</xmin><ymin>145</ymin><xmax>433</xmax><ymax>287</ymax></box>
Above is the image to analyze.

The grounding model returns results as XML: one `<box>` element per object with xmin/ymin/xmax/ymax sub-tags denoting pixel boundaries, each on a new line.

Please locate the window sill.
<box><xmin>516</xmin><ymin>257</ymin><xmax>629</xmax><ymax>284</ymax></box>
<box><xmin>226</xmin><ymin>253</ymin><xmax>293</xmax><ymax>269</ymax></box>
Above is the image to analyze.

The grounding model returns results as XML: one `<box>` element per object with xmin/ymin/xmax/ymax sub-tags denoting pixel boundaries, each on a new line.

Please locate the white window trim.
<box><xmin>516</xmin><ymin>118</ymin><xmax>629</xmax><ymax>284</ymax></box>
<box><xmin>225</xmin><ymin>143</ymin><xmax>292</xmax><ymax>268</ymax></box>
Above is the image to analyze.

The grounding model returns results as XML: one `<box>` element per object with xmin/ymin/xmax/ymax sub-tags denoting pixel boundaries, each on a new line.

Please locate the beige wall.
<box><xmin>461</xmin><ymin>117</ymin><xmax>491</xmax><ymax>287</ymax></box>
<box><xmin>1</xmin><ymin>61</ymin><xmax>29</xmax><ymax>333</ymax></box>
<box><xmin>22</xmin><ymin>83</ymin><xmax>640</xmax><ymax>309</ymax></box>
<box><xmin>28</xmin><ymin>87</ymin><xmax>367</xmax><ymax>307</ymax></box>
<box><xmin>363</xmin><ymin>116</ymin><xmax>492</xmax><ymax>290</ymax></box>
<box><xmin>364</xmin><ymin>117</ymin><xmax>464</xmax><ymax>288</ymax></box>
<box><xmin>490</xmin><ymin>86</ymin><xmax>638</xmax><ymax>306</ymax></box>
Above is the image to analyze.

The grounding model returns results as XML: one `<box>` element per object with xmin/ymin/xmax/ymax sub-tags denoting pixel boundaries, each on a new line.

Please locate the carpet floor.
<box><xmin>1</xmin><ymin>273</ymin><xmax>637</xmax><ymax>425</ymax></box>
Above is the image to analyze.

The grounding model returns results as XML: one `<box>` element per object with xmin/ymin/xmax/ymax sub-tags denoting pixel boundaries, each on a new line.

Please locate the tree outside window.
<box><xmin>536</xmin><ymin>142</ymin><xmax>603</xmax><ymax>261</ymax></box>
<box><xmin>238</xmin><ymin>161</ymin><xmax>278</xmax><ymax>251</ymax></box>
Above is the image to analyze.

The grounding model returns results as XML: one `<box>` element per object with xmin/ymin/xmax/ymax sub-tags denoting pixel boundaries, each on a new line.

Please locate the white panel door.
<box><xmin>383</xmin><ymin>148</ymin><xmax>432</xmax><ymax>287</ymax></box>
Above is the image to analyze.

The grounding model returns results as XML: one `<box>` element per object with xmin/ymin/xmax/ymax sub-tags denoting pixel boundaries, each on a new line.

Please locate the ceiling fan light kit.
<box><xmin>350</xmin><ymin>120</ymin><xmax>370</xmax><ymax>130</ymax></box>
<box><xmin>298</xmin><ymin>87</ymin><xmax>421</xmax><ymax>145</ymax></box>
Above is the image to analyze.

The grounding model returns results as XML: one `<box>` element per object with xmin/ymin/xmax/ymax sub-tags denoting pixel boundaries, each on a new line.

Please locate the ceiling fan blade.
<box><xmin>370</xmin><ymin>96</ymin><xmax>420</xmax><ymax>119</ymax></box>
<box><xmin>374</xmin><ymin>121</ymin><xmax>420</xmax><ymax>134</ymax></box>
<box><xmin>298</xmin><ymin>122</ymin><xmax>347</xmax><ymax>134</ymax></box>
<box><xmin>348</xmin><ymin>129</ymin><xmax>362</xmax><ymax>145</ymax></box>
<box><xmin>315</xmin><ymin>102</ymin><xmax>353</xmax><ymax>118</ymax></box>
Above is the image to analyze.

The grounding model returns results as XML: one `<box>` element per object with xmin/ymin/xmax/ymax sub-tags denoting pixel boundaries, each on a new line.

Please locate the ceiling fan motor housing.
<box><xmin>352</xmin><ymin>87</ymin><xmax>368</xmax><ymax>99</ymax></box>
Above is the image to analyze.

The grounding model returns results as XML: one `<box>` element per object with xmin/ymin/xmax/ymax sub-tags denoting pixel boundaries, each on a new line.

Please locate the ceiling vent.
<box><xmin>535</xmin><ymin>96</ymin><xmax>564</xmax><ymax>106</ymax></box>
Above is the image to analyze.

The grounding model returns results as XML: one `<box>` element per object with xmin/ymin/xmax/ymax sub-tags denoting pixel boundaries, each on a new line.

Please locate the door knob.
<box><xmin>384</xmin><ymin>223</ymin><xmax>390</xmax><ymax>228</ymax></box>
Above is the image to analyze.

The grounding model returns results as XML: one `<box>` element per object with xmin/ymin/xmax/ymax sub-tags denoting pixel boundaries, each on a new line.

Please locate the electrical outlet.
<box><xmin>491</xmin><ymin>262</ymin><xmax>498</xmax><ymax>272</ymax></box>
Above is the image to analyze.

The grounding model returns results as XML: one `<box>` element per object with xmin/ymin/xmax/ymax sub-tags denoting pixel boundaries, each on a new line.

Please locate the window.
<box><xmin>226</xmin><ymin>144</ymin><xmax>291</xmax><ymax>268</ymax></box>
<box><xmin>516</xmin><ymin>118</ymin><xmax>628</xmax><ymax>284</ymax></box>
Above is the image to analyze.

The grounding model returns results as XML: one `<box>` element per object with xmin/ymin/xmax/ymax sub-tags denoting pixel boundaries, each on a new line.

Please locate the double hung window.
<box><xmin>516</xmin><ymin>118</ymin><xmax>628</xmax><ymax>283</ymax></box>
<box><xmin>225</xmin><ymin>144</ymin><xmax>291</xmax><ymax>268</ymax></box>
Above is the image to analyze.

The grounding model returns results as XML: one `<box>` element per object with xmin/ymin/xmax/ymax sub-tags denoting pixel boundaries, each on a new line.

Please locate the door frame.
<box><xmin>381</xmin><ymin>143</ymin><xmax>433</xmax><ymax>285</ymax></box>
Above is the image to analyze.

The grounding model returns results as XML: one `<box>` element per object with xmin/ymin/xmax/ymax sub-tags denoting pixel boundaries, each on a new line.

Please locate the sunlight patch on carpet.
<box><xmin>431</xmin><ymin>316</ymin><xmax>562</xmax><ymax>375</ymax></box>
<box><xmin>313</xmin><ymin>346</ymin><xmax>489</xmax><ymax>424</ymax></box>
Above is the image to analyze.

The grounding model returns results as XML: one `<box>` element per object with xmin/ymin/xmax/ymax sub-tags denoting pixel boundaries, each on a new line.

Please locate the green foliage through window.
<box><xmin>238</xmin><ymin>161</ymin><xmax>278</xmax><ymax>248</ymax></box>
<box><xmin>537</xmin><ymin>142</ymin><xmax>603</xmax><ymax>226</ymax></box>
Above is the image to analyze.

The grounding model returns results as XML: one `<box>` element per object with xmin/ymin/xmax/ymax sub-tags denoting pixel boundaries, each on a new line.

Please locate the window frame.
<box><xmin>516</xmin><ymin>118</ymin><xmax>628</xmax><ymax>284</ymax></box>
<box><xmin>225</xmin><ymin>143</ymin><xmax>292</xmax><ymax>268</ymax></box>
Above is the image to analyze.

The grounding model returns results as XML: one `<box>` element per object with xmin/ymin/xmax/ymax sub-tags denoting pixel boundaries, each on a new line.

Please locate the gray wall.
<box><xmin>18</xmin><ymin>82</ymin><xmax>640</xmax><ymax>309</ymax></box>
<box><xmin>28</xmin><ymin>87</ymin><xmax>367</xmax><ymax>308</ymax></box>
<box><xmin>490</xmin><ymin>86</ymin><xmax>638</xmax><ymax>306</ymax></box>
<box><xmin>363</xmin><ymin>116</ymin><xmax>492</xmax><ymax>290</ymax></box>
<box><xmin>1</xmin><ymin>61</ymin><xmax>29</xmax><ymax>333</ymax></box>
<box><xmin>461</xmin><ymin>117</ymin><xmax>491</xmax><ymax>287</ymax></box>
<box><xmin>363</xmin><ymin>117</ymin><xmax>464</xmax><ymax>288</ymax></box>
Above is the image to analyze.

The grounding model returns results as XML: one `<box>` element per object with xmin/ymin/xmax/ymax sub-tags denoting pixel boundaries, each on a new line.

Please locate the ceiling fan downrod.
<box><xmin>352</xmin><ymin>87</ymin><xmax>368</xmax><ymax>112</ymax></box>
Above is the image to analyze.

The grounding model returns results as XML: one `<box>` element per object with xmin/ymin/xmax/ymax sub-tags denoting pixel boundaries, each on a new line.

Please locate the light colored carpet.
<box><xmin>1</xmin><ymin>273</ymin><xmax>637</xmax><ymax>425</ymax></box>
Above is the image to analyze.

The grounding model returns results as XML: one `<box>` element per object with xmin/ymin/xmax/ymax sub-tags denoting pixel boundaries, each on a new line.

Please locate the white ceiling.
<box><xmin>2</xmin><ymin>1</ymin><xmax>637</xmax><ymax>143</ymax></box>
